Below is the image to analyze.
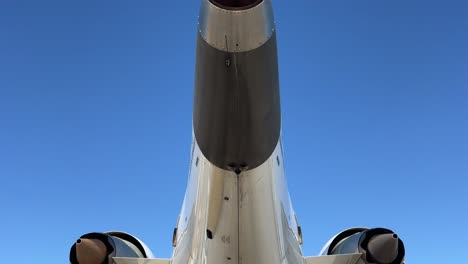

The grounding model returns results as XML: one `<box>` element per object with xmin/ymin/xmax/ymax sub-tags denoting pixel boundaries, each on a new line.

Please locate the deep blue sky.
<box><xmin>0</xmin><ymin>0</ymin><xmax>466</xmax><ymax>263</ymax></box>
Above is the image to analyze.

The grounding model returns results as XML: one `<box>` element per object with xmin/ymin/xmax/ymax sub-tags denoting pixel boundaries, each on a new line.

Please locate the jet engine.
<box><xmin>320</xmin><ymin>228</ymin><xmax>405</xmax><ymax>264</ymax></box>
<box><xmin>69</xmin><ymin>231</ymin><xmax>154</xmax><ymax>264</ymax></box>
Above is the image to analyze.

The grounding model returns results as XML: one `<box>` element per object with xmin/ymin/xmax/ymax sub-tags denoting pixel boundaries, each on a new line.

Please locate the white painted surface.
<box><xmin>171</xmin><ymin>140</ymin><xmax>305</xmax><ymax>264</ymax></box>
<box><xmin>113</xmin><ymin>257</ymin><xmax>170</xmax><ymax>264</ymax></box>
<box><xmin>304</xmin><ymin>254</ymin><xmax>362</xmax><ymax>264</ymax></box>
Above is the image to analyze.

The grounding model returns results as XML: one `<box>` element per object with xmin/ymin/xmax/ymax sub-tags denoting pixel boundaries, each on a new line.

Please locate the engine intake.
<box><xmin>320</xmin><ymin>228</ymin><xmax>405</xmax><ymax>264</ymax></box>
<box><xmin>209</xmin><ymin>0</ymin><xmax>262</xmax><ymax>10</ymax></box>
<box><xmin>69</xmin><ymin>231</ymin><xmax>154</xmax><ymax>264</ymax></box>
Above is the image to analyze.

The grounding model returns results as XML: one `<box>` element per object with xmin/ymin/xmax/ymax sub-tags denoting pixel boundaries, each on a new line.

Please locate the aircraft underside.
<box><xmin>69</xmin><ymin>1</ymin><xmax>405</xmax><ymax>263</ymax></box>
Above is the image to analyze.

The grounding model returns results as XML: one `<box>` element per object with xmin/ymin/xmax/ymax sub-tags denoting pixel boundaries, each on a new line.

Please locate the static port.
<box><xmin>207</xmin><ymin>229</ymin><xmax>213</xmax><ymax>239</ymax></box>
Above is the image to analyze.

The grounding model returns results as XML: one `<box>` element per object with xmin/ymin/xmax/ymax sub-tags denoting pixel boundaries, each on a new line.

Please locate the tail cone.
<box><xmin>367</xmin><ymin>233</ymin><xmax>399</xmax><ymax>263</ymax></box>
<box><xmin>75</xmin><ymin>238</ymin><xmax>108</xmax><ymax>264</ymax></box>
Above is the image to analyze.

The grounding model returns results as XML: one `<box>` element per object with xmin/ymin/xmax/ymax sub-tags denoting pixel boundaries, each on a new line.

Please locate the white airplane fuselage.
<box><xmin>171</xmin><ymin>1</ymin><xmax>303</xmax><ymax>262</ymax></box>
<box><xmin>171</xmin><ymin>139</ymin><xmax>303</xmax><ymax>264</ymax></box>
<box><xmin>69</xmin><ymin>1</ymin><xmax>405</xmax><ymax>264</ymax></box>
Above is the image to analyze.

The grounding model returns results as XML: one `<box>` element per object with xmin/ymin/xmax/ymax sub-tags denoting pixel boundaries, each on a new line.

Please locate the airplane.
<box><xmin>69</xmin><ymin>0</ymin><xmax>406</xmax><ymax>263</ymax></box>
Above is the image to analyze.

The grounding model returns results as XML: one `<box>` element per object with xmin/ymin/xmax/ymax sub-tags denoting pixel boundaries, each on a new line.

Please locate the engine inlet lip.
<box><xmin>208</xmin><ymin>0</ymin><xmax>263</xmax><ymax>10</ymax></box>
<box><xmin>326</xmin><ymin>227</ymin><xmax>368</xmax><ymax>255</ymax></box>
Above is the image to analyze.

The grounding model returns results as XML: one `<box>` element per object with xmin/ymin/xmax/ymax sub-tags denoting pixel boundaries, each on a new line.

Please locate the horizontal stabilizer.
<box><xmin>305</xmin><ymin>254</ymin><xmax>362</xmax><ymax>264</ymax></box>
<box><xmin>113</xmin><ymin>257</ymin><xmax>171</xmax><ymax>264</ymax></box>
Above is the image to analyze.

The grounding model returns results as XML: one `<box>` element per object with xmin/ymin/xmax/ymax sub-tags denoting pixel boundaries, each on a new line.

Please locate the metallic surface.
<box><xmin>319</xmin><ymin>228</ymin><xmax>368</xmax><ymax>256</ymax></box>
<box><xmin>113</xmin><ymin>258</ymin><xmax>170</xmax><ymax>264</ymax></box>
<box><xmin>75</xmin><ymin>239</ymin><xmax>107</xmax><ymax>264</ymax></box>
<box><xmin>238</xmin><ymin>141</ymin><xmax>303</xmax><ymax>264</ymax></box>
<box><xmin>171</xmin><ymin>140</ymin><xmax>303</xmax><ymax>264</ymax></box>
<box><xmin>304</xmin><ymin>254</ymin><xmax>362</xmax><ymax>264</ymax></box>
<box><xmin>193</xmin><ymin>31</ymin><xmax>281</xmax><ymax>171</ymax></box>
<box><xmin>70</xmin><ymin>232</ymin><xmax>155</xmax><ymax>264</ymax></box>
<box><xmin>172</xmin><ymin>141</ymin><xmax>239</xmax><ymax>264</ymax></box>
<box><xmin>329</xmin><ymin>233</ymin><xmax>362</xmax><ymax>256</ymax></box>
<box><xmin>367</xmin><ymin>234</ymin><xmax>399</xmax><ymax>263</ymax></box>
<box><xmin>69</xmin><ymin>0</ymin><xmax>406</xmax><ymax>263</ymax></box>
<box><xmin>320</xmin><ymin>228</ymin><xmax>405</xmax><ymax>264</ymax></box>
<box><xmin>199</xmin><ymin>0</ymin><xmax>274</xmax><ymax>52</ymax></box>
<box><xmin>209</xmin><ymin>0</ymin><xmax>262</xmax><ymax>10</ymax></box>
<box><xmin>107</xmin><ymin>232</ymin><xmax>155</xmax><ymax>258</ymax></box>
<box><xmin>111</xmin><ymin>236</ymin><xmax>145</xmax><ymax>258</ymax></box>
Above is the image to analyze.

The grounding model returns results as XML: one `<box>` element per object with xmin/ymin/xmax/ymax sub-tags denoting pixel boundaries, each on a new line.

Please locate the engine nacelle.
<box><xmin>320</xmin><ymin>228</ymin><xmax>405</xmax><ymax>264</ymax></box>
<box><xmin>69</xmin><ymin>231</ymin><xmax>154</xmax><ymax>264</ymax></box>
